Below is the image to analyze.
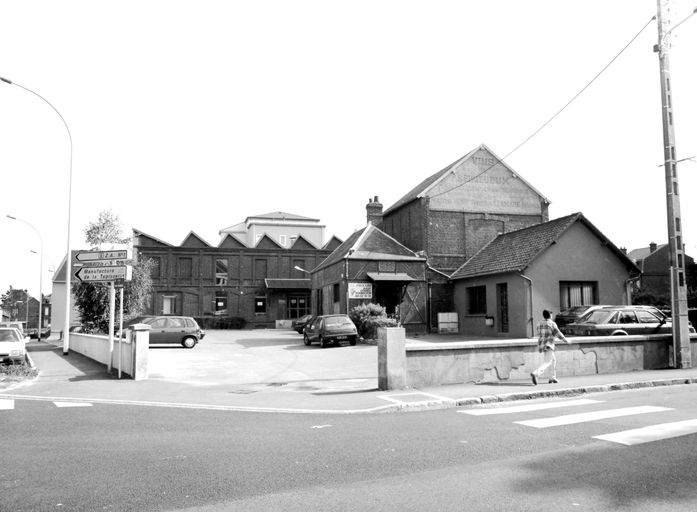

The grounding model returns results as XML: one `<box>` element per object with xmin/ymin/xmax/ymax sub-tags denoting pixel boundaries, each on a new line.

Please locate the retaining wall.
<box><xmin>404</xmin><ymin>334</ymin><xmax>696</xmax><ymax>388</ymax></box>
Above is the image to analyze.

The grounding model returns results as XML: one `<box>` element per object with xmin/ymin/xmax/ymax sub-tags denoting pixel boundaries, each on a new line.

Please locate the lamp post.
<box><xmin>654</xmin><ymin>2</ymin><xmax>697</xmax><ymax>368</ymax></box>
<box><xmin>7</xmin><ymin>215</ymin><xmax>43</xmax><ymax>340</ymax></box>
<box><xmin>1</xmin><ymin>76</ymin><xmax>73</xmax><ymax>354</ymax></box>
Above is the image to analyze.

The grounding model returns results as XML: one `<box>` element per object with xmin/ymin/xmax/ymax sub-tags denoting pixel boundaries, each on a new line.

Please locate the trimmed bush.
<box><xmin>194</xmin><ymin>316</ymin><xmax>247</xmax><ymax>330</ymax></box>
<box><xmin>349</xmin><ymin>303</ymin><xmax>398</xmax><ymax>339</ymax></box>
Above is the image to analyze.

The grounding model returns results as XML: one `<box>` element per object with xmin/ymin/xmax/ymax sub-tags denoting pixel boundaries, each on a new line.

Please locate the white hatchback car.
<box><xmin>0</xmin><ymin>327</ymin><xmax>28</xmax><ymax>364</ymax></box>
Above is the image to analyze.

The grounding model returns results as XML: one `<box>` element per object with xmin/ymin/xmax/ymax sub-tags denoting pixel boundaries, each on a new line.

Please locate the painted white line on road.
<box><xmin>0</xmin><ymin>393</ymin><xmax>399</xmax><ymax>415</ymax></box>
<box><xmin>593</xmin><ymin>419</ymin><xmax>697</xmax><ymax>445</ymax></box>
<box><xmin>0</xmin><ymin>399</ymin><xmax>14</xmax><ymax>410</ymax></box>
<box><xmin>460</xmin><ymin>399</ymin><xmax>602</xmax><ymax>416</ymax></box>
<box><xmin>379</xmin><ymin>392</ymin><xmax>453</xmax><ymax>405</ymax></box>
<box><xmin>54</xmin><ymin>401</ymin><xmax>93</xmax><ymax>408</ymax></box>
<box><xmin>515</xmin><ymin>406</ymin><xmax>673</xmax><ymax>428</ymax></box>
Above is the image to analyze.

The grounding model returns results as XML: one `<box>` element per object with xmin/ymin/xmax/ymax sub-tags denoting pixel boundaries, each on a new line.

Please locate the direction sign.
<box><xmin>79</xmin><ymin>259</ymin><xmax>132</xmax><ymax>268</ymax></box>
<box><xmin>75</xmin><ymin>265</ymin><xmax>132</xmax><ymax>282</ymax></box>
<box><xmin>75</xmin><ymin>250</ymin><xmax>130</xmax><ymax>262</ymax></box>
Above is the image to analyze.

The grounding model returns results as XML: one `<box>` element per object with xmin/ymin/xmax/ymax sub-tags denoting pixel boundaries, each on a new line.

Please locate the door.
<box><xmin>496</xmin><ymin>283</ymin><xmax>509</xmax><ymax>333</ymax></box>
<box><xmin>148</xmin><ymin>317</ymin><xmax>168</xmax><ymax>344</ymax></box>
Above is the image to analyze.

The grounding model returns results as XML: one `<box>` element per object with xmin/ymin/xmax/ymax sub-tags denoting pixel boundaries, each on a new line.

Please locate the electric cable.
<box><xmin>429</xmin><ymin>14</ymin><xmax>657</xmax><ymax>200</ymax></box>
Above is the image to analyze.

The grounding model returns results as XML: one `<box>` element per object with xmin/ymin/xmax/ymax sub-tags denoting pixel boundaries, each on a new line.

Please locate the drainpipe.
<box><xmin>519</xmin><ymin>273</ymin><xmax>534</xmax><ymax>337</ymax></box>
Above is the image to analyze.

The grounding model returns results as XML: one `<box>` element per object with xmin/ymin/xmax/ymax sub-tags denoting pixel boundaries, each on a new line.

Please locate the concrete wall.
<box><xmin>404</xmin><ymin>335</ymin><xmax>696</xmax><ymax>388</ymax></box>
<box><xmin>66</xmin><ymin>326</ymin><xmax>149</xmax><ymax>380</ymax></box>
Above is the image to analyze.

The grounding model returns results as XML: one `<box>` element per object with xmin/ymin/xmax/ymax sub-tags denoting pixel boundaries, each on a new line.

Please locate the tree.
<box><xmin>73</xmin><ymin>210</ymin><xmax>153</xmax><ymax>332</ymax></box>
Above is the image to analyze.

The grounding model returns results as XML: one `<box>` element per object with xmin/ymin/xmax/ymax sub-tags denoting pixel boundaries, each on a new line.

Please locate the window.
<box><xmin>255</xmin><ymin>259</ymin><xmax>268</xmax><ymax>280</ymax></box>
<box><xmin>287</xmin><ymin>295</ymin><xmax>309</xmax><ymax>319</ymax></box>
<box><xmin>279</xmin><ymin>235</ymin><xmax>287</xmax><ymax>247</ymax></box>
<box><xmin>168</xmin><ymin>317</ymin><xmax>185</xmax><ymax>328</ymax></box>
<box><xmin>215</xmin><ymin>258</ymin><xmax>228</xmax><ymax>285</ymax></box>
<box><xmin>333</xmin><ymin>283</ymin><xmax>340</xmax><ymax>304</ymax></box>
<box><xmin>467</xmin><ymin>286</ymin><xmax>486</xmax><ymax>315</ymax></box>
<box><xmin>215</xmin><ymin>291</ymin><xmax>228</xmax><ymax>315</ymax></box>
<box><xmin>559</xmin><ymin>282</ymin><xmax>597</xmax><ymax>310</ymax></box>
<box><xmin>637</xmin><ymin>310</ymin><xmax>661</xmax><ymax>324</ymax></box>
<box><xmin>151</xmin><ymin>257</ymin><xmax>161</xmax><ymax>278</ymax></box>
<box><xmin>255</xmin><ymin>296</ymin><xmax>267</xmax><ymax>314</ymax></box>
<box><xmin>289</xmin><ymin>236</ymin><xmax>297</xmax><ymax>246</ymax></box>
<box><xmin>179</xmin><ymin>258</ymin><xmax>192</xmax><ymax>279</ymax></box>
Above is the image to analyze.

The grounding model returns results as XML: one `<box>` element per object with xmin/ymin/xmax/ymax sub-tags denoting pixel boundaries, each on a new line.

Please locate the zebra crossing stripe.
<box><xmin>0</xmin><ymin>399</ymin><xmax>14</xmax><ymax>410</ymax></box>
<box><xmin>460</xmin><ymin>399</ymin><xmax>602</xmax><ymax>416</ymax></box>
<box><xmin>53</xmin><ymin>401</ymin><xmax>93</xmax><ymax>408</ymax></box>
<box><xmin>593</xmin><ymin>419</ymin><xmax>697</xmax><ymax>445</ymax></box>
<box><xmin>515</xmin><ymin>405</ymin><xmax>673</xmax><ymax>428</ymax></box>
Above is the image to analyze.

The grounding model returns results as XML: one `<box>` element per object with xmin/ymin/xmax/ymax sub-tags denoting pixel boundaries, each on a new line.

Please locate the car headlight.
<box><xmin>10</xmin><ymin>349</ymin><xmax>23</xmax><ymax>357</ymax></box>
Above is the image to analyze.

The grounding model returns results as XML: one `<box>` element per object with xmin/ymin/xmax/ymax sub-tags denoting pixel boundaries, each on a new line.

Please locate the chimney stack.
<box><xmin>366</xmin><ymin>196</ymin><xmax>383</xmax><ymax>226</ymax></box>
<box><xmin>649</xmin><ymin>242</ymin><xmax>657</xmax><ymax>253</ymax></box>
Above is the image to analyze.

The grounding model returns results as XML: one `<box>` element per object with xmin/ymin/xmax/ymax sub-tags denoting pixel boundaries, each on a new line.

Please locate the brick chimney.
<box><xmin>649</xmin><ymin>242</ymin><xmax>657</xmax><ymax>253</ymax></box>
<box><xmin>366</xmin><ymin>196</ymin><xmax>383</xmax><ymax>226</ymax></box>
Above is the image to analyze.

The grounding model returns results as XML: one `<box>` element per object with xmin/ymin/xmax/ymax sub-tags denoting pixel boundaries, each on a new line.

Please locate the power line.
<box><xmin>429</xmin><ymin>14</ymin><xmax>657</xmax><ymax>200</ymax></box>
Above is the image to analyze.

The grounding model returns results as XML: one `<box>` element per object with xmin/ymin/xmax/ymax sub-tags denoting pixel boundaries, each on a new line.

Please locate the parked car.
<box><xmin>0</xmin><ymin>321</ymin><xmax>24</xmax><ymax>336</ymax></box>
<box><xmin>0</xmin><ymin>327</ymin><xmax>28</xmax><ymax>364</ymax></box>
<box><xmin>303</xmin><ymin>314</ymin><xmax>358</xmax><ymax>347</ymax></box>
<box><xmin>291</xmin><ymin>314</ymin><xmax>314</xmax><ymax>334</ymax></box>
<box><xmin>555</xmin><ymin>305</ymin><xmax>608</xmax><ymax>334</ymax></box>
<box><xmin>565</xmin><ymin>305</ymin><xmax>695</xmax><ymax>336</ymax></box>
<box><xmin>125</xmin><ymin>316</ymin><xmax>205</xmax><ymax>348</ymax></box>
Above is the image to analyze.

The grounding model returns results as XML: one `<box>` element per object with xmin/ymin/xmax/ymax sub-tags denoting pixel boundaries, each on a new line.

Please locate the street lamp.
<box><xmin>7</xmin><ymin>215</ymin><xmax>43</xmax><ymax>340</ymax></box>
<box><xmin>1</xmin><ymin>76</ymin><xmax>73</xmax><ymax>354</ymax></box>
<box><xmin>654</xmin><ymin>2</ymin><xmax>697</xmax><ymax>368</ymax></box>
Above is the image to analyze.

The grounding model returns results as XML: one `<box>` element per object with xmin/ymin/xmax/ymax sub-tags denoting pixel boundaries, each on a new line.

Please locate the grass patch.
<box><xmin>0</xmin><ymin>363</ymin><xmax>38</xmax><ymax>382</ymax></box>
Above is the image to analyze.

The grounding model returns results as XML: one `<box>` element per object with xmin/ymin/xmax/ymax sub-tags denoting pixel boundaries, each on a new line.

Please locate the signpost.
<box><xmin>74</xmin><ymin>265</ymin><xmax>132</xmax><ymax>282</ymax></box>
<box><xmin>73</xmin><ymin>249</ymin><xmax>133</xmax><ymax>374</ymax></box>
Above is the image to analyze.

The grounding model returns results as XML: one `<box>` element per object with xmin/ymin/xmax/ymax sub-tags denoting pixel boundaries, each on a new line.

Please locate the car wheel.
<box><xmin>303</xmin><ymin>334</ymin><xmax>311</xmax><ymax>346</ymax></box>
<box><xmin>349</xmin><ymin>337</ymin><xmax>357</xmax><ymax>346</ymax></box>
<box><xmin>319</xmin><ymin>336</ymin><xmax>328</xmax><ymax>348</ymax></box>
<box><xmin>182</xmin><ymin>336</ymin><xmax>197</xmax><ymax>348</ymax></box>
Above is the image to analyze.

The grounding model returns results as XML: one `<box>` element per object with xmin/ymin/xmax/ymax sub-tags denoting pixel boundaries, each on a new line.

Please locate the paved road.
<box><xmin>3</xmin><ymin>385</ymin><xmax>697</xmax><ymax>511</ymax></box>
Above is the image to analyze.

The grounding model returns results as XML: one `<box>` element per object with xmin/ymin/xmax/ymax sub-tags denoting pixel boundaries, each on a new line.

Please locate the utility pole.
<box><xmin>654</xmin><ymin>0</ymin><xmax>693</xmax><ymax>368</ymax></box>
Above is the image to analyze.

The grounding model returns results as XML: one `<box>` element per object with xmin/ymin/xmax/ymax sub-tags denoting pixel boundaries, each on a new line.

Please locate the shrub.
<box><xmin>194</xmin><ymin>316</ymin><xmax>247</xmax><ymax>330</ymax></box>
<box><xmin>349</xmin><ymin>303</ymin><xmax>398</xmax><ymax>339</ymax></box>
<box><xmin>0</xmin><ymin>363</ymin><xmax>38</xmax><ymax>381</ymax></box>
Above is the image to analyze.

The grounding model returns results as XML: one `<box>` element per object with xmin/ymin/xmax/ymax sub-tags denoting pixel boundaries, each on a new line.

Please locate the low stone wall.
<box><xmin>403</xmin><ymin>335</ymin><xmax>697</xmax><ymax>388</ymax></box>
<box><xmin>66</xmin><ymin>325</ymin><xmax>150</xmax><ymax>380</ymax></box>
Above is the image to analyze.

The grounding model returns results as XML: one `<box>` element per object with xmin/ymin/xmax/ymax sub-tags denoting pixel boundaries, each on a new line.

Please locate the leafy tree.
<box><xmin>73</xmin><ymin>210</ymin><xmax>153</xmax><ymax>332</ymax></box>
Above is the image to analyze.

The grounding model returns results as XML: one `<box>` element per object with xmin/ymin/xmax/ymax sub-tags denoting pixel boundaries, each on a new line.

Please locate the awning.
<box><xmin>366</xmin><ymin>272</ymin><xmax>415</xmax><ymax>282</ymax></box>
<box><xmin>264</xmin><ymin>278</ymin><xmax>311</xmax><ymax>289</ymax></box>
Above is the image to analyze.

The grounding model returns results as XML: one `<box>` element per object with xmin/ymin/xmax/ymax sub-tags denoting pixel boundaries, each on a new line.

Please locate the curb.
<box><xmin>447</xmin><ymin>377</ymin><xmax>697</xmax><ymax>410</ymax></box>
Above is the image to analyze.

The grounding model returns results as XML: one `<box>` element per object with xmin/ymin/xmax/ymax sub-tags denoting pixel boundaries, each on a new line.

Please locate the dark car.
<box><xmin>291</xmin><ymin>314</ymin><xmax>314</xmax><ymax>334</ymax></box>
<box><xmin>565</xmin><ymin>305</ymin><xmax>695</xmax><ymax>336</ymax></box>
<box><xmin>555</xmin><ymin>305</ymin><xmax>608</xmax><ymax>334</ymax></box>
<box><xmin>303</xmin><ymin>314</ymin><xmax>358</xmax><ymax>347</ymax></box>
<box><xmin>126</xmin><ymin>316</ymin><xmax>205</xmax><ymax>348</ymax></box>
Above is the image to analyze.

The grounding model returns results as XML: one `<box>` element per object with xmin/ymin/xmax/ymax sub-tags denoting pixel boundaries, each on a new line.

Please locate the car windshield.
<box><xmin>0</xmin><ymin>329</ymin><xmax>20</xmax><ymax>341</ymax></box>
<box><xmin>324</xmin><ymin>316</ymin><xmax>353</xmax><ymax>327</ymax></box>
<box><xmin>579</xmin><ymin>310</ymin><xmax>616</xmax><ymax>324</ymax></box>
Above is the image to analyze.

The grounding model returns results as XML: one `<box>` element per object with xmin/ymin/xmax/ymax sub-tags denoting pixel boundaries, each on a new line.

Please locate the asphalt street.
<box><xmin>3</xmin><ymin>385</ymin><xmax>697</xmax><ymax>511</ymax></box>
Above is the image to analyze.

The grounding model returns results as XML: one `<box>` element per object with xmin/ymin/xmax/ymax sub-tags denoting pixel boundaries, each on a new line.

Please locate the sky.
<box><xmin>1</xmin><ymin>0</ymin><xmax>696</xmax><ymax>303</ymax></box>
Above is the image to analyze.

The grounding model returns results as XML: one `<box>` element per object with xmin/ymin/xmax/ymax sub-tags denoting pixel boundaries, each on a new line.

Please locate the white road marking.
<box><xmin>311</xmin><ymin>424</ymin><xmax>332</xmax><ymax>429</ymax></box>
<box><xmin>593</xmin><ymin>419</ymin><xmax>697</xmax><ymax>445</ymax></box>
<box><xmin>515</xmin><ymin>406</ymin><xmax>673</xmax><ymax>428</ymax></box>
<box><xmin>53</xmin><ymin>401</ymin><xmax>93</xmax><ymax>408</ymax></box>
<box><xmin>460</xmin><ymin>399</ymin><xmax>602</xmax><ymax>416</ymax></box>
<box><xmin>0</xmin><ymin>399</ymin><xmax>14</xmax><ymax>410</ymax></box>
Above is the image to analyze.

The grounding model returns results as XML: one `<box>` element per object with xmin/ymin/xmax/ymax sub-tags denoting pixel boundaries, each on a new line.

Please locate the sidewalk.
<box><xmin>4</xmin><ymin>340</ymin><xmax>697</xmax><ymax>414</ymax></box>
